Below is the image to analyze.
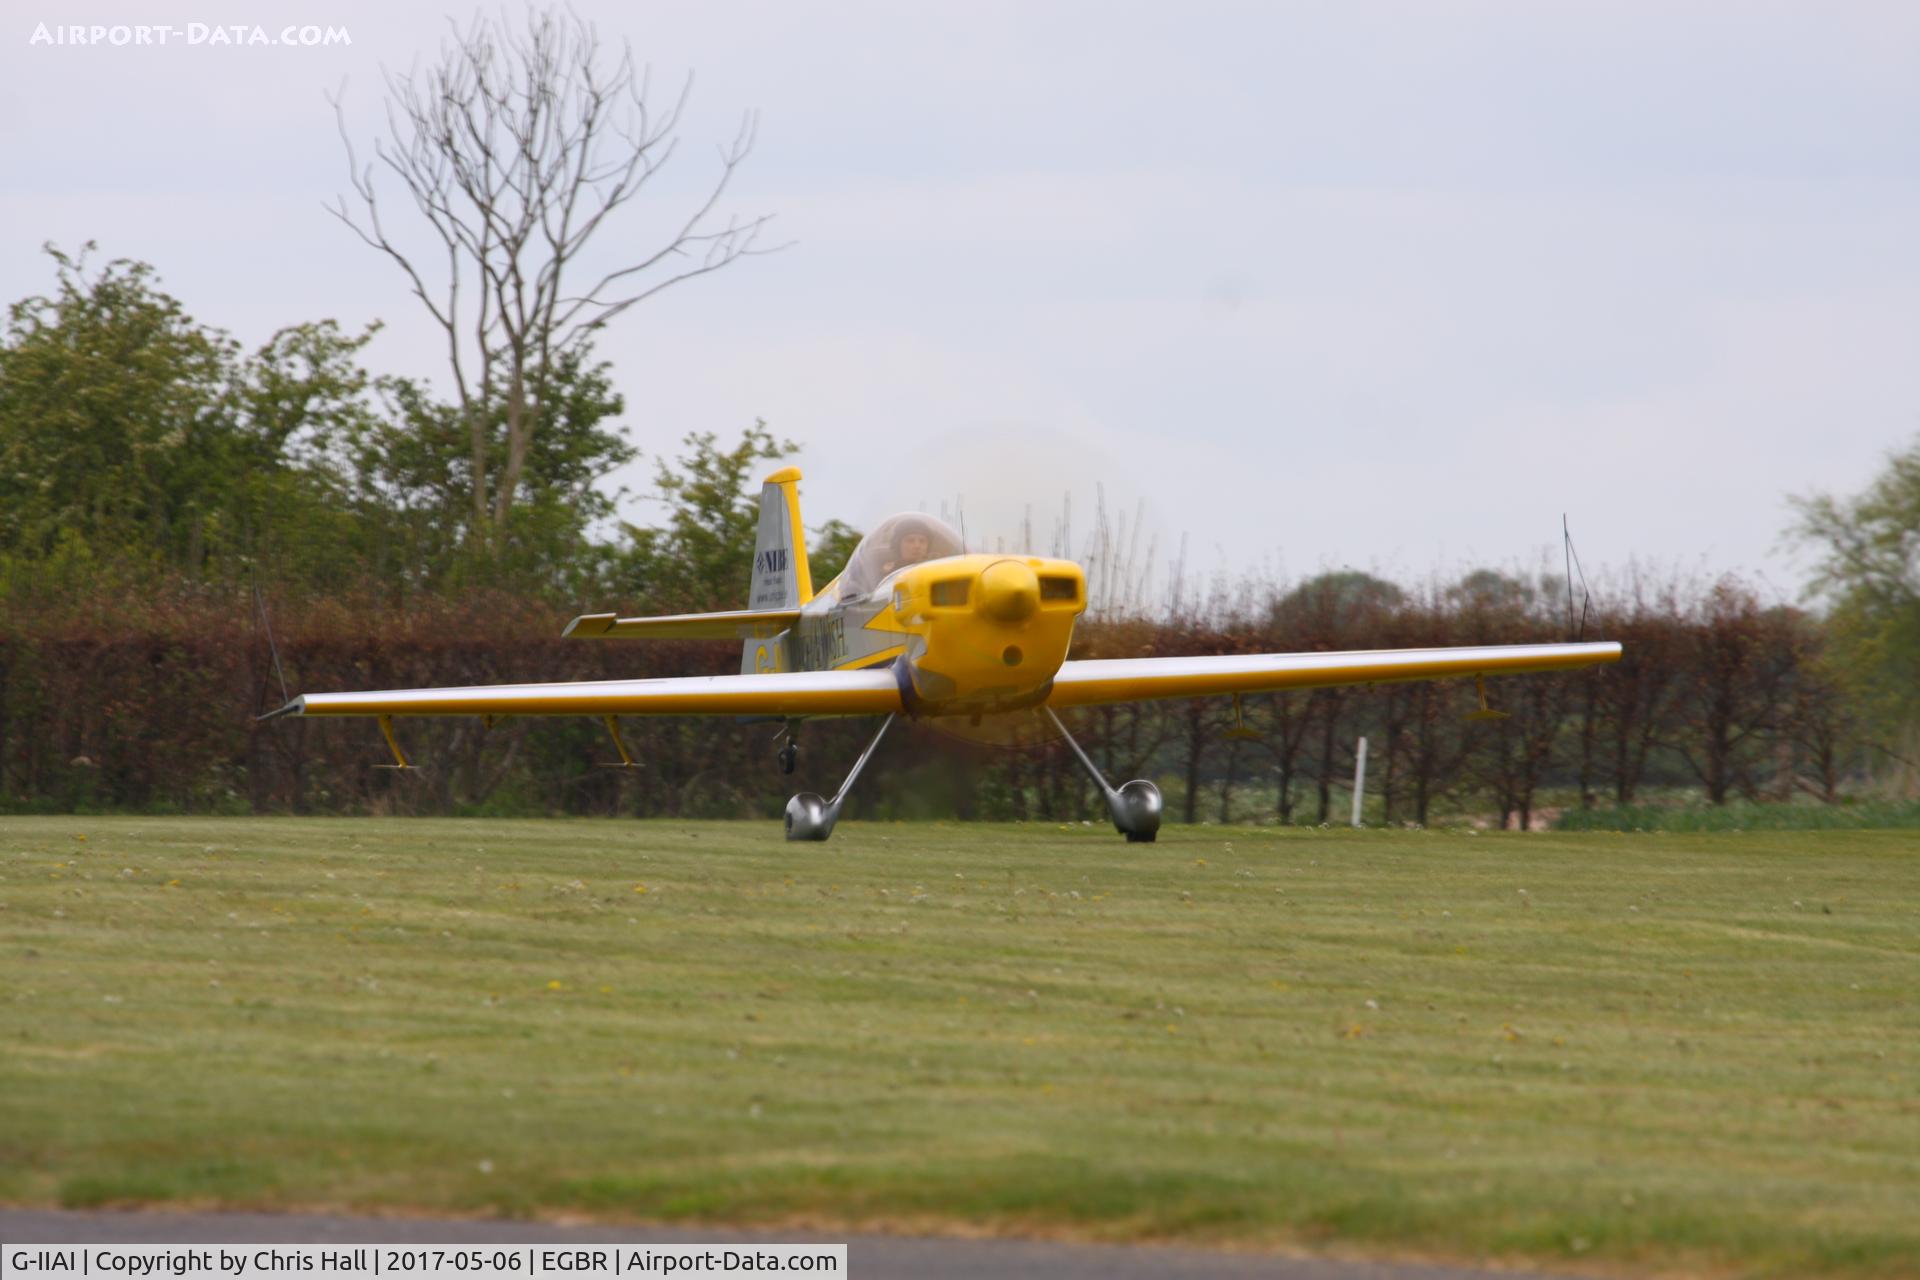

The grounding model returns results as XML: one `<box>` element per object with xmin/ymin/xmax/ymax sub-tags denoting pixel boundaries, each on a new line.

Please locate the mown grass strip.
<box><xmin>1556</xmin><ymin>799</ymin><xmax>1920</xmax><ymax>832</ymax></box>
<box><xmin>2</xmin><ymin>818</ymin><xmax>1916</xmax><ymax>1276</ymax></box>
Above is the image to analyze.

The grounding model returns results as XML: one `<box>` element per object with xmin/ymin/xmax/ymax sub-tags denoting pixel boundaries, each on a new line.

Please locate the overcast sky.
<box><xmin>5</xmin><ymin>2</ymin><xmax>1917</xmax><ymax>600</ymax></box>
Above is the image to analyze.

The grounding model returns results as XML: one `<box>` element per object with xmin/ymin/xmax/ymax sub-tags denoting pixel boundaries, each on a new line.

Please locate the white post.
<box><xmin>1351</xmin><ymin>736</ymin><xmax>1368</xmax><ymax>827</ymax></box>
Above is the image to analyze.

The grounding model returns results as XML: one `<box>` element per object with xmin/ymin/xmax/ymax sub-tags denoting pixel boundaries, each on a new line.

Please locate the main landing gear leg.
<box><xmin>1042</xmin><ymin>706</ymin><xmax>1163</xmax><ymax>843</ymax></box>
<box><xmin>785</xmin><ymin>714</ymin><xmax>896</xmax><ymax>842</ymax></box>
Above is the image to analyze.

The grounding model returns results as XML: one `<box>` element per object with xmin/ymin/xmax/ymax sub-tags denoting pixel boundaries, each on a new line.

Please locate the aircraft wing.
<box><xmin>1045</xmin><ymin>641</ymin><xmax>1621</xmax><ymax>708</ymax></box>
<box><xmin>262</xmin><ymin>668</ymin><xmax>902</xmax><ymax>720</ymax></box>
<box><xmin>563</xmin><ymin>608</ymin><xmax>802</xmax><ymax>639</ymax></box>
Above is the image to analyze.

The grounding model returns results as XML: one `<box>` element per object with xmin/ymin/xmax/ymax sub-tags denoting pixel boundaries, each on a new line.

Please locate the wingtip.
<box><xmin>256</xmin><ymin>696</ymin><xmax>306</xmax><ymax>723</ymax></box>
<box><xmin>562</xmin><ymin>612</ymin><xmax>618</xmax><ymax>639</ymax></box>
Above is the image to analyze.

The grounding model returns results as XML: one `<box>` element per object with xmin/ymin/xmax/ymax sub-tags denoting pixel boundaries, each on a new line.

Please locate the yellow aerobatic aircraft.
<box><xmin>266</xmin><ymin>468</ymin><xmax>1621</xmax><ymax>841</ymax></box>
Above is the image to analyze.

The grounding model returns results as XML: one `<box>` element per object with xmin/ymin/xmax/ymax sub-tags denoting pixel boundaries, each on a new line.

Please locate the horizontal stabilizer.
<box><xmin>563</xmin><ymin>609</ymin><xmax>802</xmax><ymax>641</ymax></box>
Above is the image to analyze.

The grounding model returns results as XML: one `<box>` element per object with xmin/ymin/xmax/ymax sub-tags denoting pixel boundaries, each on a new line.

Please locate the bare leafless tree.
<box><xmin>328</xmin><ymin>6</ymin><xmax>777</xmax><ymax>534</ymax></box>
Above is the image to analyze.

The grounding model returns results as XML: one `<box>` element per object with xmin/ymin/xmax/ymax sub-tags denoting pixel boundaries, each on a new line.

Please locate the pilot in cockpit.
<box><xmin>883</xmin><ymin>520</ymin><xmax>934</xmax><ymax>576</ymax></box>
<box><xmin>839</xmin><ymin>512</ymin><xmax>965</xmax><ymax>599</ymax></box>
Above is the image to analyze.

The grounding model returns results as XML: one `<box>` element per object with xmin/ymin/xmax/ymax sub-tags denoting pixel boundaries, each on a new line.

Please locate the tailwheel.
<box><xmin>778</xmin><ymin>741</ymin><xmax>798</xmax><ymax>775</ymax></box>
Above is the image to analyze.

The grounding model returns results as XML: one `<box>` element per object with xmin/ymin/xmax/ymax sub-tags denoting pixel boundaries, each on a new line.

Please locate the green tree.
<box><xmin>0</xmin><ymin>247</ymin><xmax>232</xmax><ymax>565</ymax></box>
<box><xmin>1447</xmin><ymin>568</ymin><xmax>1536</xmax><ymax>613</ymax></box>
<box><xmin>1272</xmin><ymin>570</ymin><xmax>1405</xmax><ymax>632</ymax></box>
<box><xmin>1791</xmin><ymin>438</ymin><xmax>1920</xmax><ymax>755</ymax></box>
<box><xmin>619</xmin><ymin>424</ymin><xmax>796</xmax><ymax>610</ymax></box>
<box><xmin>808</xmin><ymin>519</ymin><xmax>863</xmax><ymax>587</ymax></box>
<box><xmin>0</xmin><ymin>246</ymin><xmax>372</xmax><ymax>586</ymax></box>
<box><xmin>348</xmin><ymin>347</ymin><xmax>635</xmax><ymax>595</ymax></box>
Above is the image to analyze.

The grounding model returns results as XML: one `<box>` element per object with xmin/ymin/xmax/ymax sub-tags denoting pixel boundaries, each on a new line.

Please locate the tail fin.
<box><xmin>743</xmin><ymin>467</ymin><xmax>812</xmax><ymax>673</ymax></box>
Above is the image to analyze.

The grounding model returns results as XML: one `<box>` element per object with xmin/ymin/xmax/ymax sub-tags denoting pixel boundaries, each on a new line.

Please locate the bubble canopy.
<box><xmin>836</xmin><ymin>513</ymin><xmax>966</xmax><ymax>598</ymax></box>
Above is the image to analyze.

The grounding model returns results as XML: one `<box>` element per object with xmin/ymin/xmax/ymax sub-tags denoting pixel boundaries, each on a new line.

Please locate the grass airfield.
<box><xmin>2</xmin><ymin>817</ymin><xmax>1916</xmax><ymax>1277</ymax></box>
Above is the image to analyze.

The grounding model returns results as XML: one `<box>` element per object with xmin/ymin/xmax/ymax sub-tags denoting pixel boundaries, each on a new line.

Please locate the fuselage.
<box><xmin>749</xmin><ymin>553</ymin><xmax>1087</xmax><ymax>717</ymax></box>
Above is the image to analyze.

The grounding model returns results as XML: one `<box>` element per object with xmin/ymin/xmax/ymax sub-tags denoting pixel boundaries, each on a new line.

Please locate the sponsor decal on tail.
<box><xmin>743</xmin><ymin>468</ymin><xmax>812</xmax><ymax>672</ymax></box>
